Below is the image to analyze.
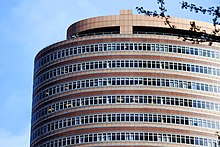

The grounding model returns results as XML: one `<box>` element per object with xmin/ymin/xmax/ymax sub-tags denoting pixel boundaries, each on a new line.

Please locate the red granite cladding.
<box><xmin>34</xmin><ymin>54</ymin><xmax>220</xmax><ymax>77</ymax></box>
<box><xmin>34</xmin><ymin>37</ymin><xmax>219</xmax><ymax>62</ymax></box>
<box><xmin>32</xmin><ymin>89</ymin><xmax>220</xmax><ymax>112</ymax></box>
<box><xmin>33</xmin><ymin>72</ymin><xmax>219</xmax><ymax>95</ymax></box>
<box><xmin>32</xmin><ymin>107</ymin><xmax>220</xmax><ymax>130</ymax></box>
<box><xmin>31</xmin><ymin>126</ymin><xmax>215</xmax><ymax>147</ymax></box>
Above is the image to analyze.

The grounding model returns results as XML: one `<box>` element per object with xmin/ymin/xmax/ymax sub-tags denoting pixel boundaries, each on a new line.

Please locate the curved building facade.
<box><xmin>31</xmin><ymin>10</ymin><xmax>220</xmax><ymax>147</ymax></box>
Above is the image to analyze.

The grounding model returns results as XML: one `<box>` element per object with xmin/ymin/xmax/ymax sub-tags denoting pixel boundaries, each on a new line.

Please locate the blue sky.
<box><xmin>0</xmin><ymin>0</ymin><xmax>218</xmax><ymax>146</ymax></box>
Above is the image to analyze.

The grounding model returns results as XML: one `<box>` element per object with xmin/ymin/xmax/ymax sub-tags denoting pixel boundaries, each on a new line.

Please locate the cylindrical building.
<box><xmin>30</xmin><ymin>10</ymin><xmax>220</xmax><ymax>147</ymax></box>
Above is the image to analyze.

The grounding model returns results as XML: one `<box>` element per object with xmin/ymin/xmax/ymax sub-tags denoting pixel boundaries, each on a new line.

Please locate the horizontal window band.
<box><xmin>35</xmin><ymin>131</ymin><xmax>218</xmax><ymax>147</ymax></box>
<box><xmin>31</xmin><ymin>112</ymin><xmax>220</xmax><ymax>142</ymax></box>
<box><xmin>33</xmin><ymin>77</ymin><xmax>220</xmax><ymax>107</ymax></box>
<box><xmin>32</xmin><ymin>95</ymin><xmax>220</xmax><ymax>125</ymax></box>
<box><xmin>33</xmin><ymin>59</ymin><xmax>220</xmax><ymax>89</ymax></box>
<box><xmin>34</xmin><ymin>42</ymin><xmax>220</xmax><ymax>73</ymax></box>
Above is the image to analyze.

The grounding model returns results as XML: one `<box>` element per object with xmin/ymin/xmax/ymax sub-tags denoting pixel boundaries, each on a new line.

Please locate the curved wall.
<box><xmin>31</xmin><ymin>10</ymin><xmax>220</xmax><ymax>147</ymax></box>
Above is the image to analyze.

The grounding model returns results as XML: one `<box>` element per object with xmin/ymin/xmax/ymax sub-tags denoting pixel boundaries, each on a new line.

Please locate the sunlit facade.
<box><xmin>30</xmin><ymin>10</ymin><xmax>220</xmax><ymax>147</ymax></box>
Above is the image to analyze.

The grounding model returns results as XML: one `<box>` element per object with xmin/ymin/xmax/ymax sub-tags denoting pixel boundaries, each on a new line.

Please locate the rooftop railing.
<box><xmin>68</xmin><ymin>31</ymin><xmax>190</xmax><ymax>40</ymax></box>
<box><xmin>68</xmin><ymin>31</ymin><xmax>120</xmax><ymax>39</ymax></box>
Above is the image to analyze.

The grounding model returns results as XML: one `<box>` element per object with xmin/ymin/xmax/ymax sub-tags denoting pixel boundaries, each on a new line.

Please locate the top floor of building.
<box><xmin>66</xmin><ymin>9</ymin><xmax>219</xmax><ymax>39</ymax></box>
<box><xmin>34</xmin><ymin>10</ymin><xmax>220</xmax><ymax>63</ymax></box>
